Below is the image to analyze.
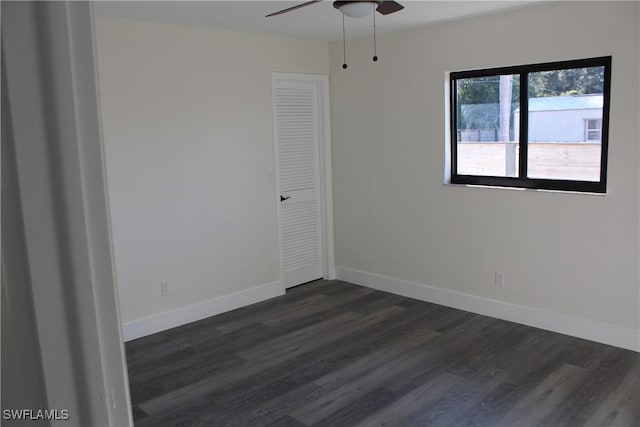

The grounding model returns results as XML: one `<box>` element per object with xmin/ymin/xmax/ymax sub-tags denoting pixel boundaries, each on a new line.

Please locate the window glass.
<box><xmin>526</xmin><ymin>67</ymin><xmax>605</xmax><ymax>182</ymax></box>
<box><xmin>586</xmin><ymin>119</ymin><xmax>602</xmax><ymax>141</ymax></box>
<box><xmin>455</xmin><ymin>75</ymin><xmax>520</xmax><ymax>177</ymax></box>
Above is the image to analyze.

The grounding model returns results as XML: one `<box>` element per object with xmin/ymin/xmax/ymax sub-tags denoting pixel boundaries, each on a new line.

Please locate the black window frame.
<box><xmin>450</xmin><ymin>56</ymin><xmax>612</xmax><ymax>193</ymax></box>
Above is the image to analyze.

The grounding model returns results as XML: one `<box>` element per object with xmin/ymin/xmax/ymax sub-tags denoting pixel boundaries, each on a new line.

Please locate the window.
<box><xmin>450</xmin><ymin>56</ymin><xmax>611</xmax><ymax>193</ymax></box>
<box><xmin>585</xmin><ymin>119</ymin><xmax>602</xmax><ymax>141</ymax></box>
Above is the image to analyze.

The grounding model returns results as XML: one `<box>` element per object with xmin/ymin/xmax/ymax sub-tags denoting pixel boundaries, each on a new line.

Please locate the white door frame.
<box><xmin>2</xmin><ymin>2</ymin><xmax>132</xmax><ymax>425</ymax></box>
<box><xmin>272</xmin><ymin>72</ymin><xmax>335</xmax><ymax>289</ymax></box>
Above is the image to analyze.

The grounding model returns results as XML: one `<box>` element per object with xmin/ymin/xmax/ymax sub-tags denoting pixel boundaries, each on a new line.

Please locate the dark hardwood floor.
<box><xmin>126</xmin><ymin>280</ymin><xmax>640</xmax><ymax>427</ymax></box>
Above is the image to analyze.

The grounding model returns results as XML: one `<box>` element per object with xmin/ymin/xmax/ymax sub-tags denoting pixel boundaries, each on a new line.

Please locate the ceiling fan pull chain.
<box><xmin>342</xmin><ymin>14</ymin><xmax>348</xmax><ymax>69</ymax></box>
<box><xmin>373</xmin><ymin>9</ymin><xmax>378</xmax><ymax>62</ymax></box>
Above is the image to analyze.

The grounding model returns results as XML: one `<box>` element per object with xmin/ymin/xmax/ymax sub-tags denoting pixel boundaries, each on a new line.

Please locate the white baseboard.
<box><xmin>122</xmin><ymin>281</ymin><xmax>284</xmax><ymax>341</ymax></box>
<box><xmin>336</xmin><ymin>267</ymin><xmax>639</xmax><ymax>352</ymax></box>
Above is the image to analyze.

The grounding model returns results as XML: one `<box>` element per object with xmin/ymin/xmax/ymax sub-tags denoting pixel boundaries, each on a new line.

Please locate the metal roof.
<box><xmin>521</xmin><ymin>94</ymin><xmax>603</xmax><ymax>112</ymax></box>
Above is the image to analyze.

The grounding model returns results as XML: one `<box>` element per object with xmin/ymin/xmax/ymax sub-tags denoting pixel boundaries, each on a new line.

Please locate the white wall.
<box><xmin>95</xmin><ymin>17</ymin><xmax>329</xmax><ymax>331</ymax></box>
<box><xmin>330</xmin><ymin>2</ymin><xmax>639</xmax><ymax>341</ymax></box>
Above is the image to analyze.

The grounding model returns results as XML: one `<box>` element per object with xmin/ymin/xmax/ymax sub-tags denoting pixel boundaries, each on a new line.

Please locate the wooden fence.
<box><xmin>457</xmin><ymin>142</ymin><xmax>601</xmax><ymax>181</ymax></box>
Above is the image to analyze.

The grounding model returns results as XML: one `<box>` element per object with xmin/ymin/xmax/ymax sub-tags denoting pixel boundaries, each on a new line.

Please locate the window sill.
<box><xmin>443</xmin><ymin>181</ymin><xmax>608</xmax><ymax>196</ymax></box>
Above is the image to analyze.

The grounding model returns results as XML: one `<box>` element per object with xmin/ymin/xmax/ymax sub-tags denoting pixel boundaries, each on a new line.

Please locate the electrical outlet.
<box><xmin>495</xmin><ymin>272</ymin><xmax>505</xmax><ymax>288</ymax></box>
<box><xmin>160</xmin><ymin>281</ymin><xmax>170</xmax><ymax>296</ymax></box>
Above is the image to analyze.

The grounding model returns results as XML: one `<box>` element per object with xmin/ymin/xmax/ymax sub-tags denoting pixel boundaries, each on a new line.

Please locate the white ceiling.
<box><xmin>94</xmin><ymin>1</ymin><xmax>541</xmax><ymax>42</ymax></box>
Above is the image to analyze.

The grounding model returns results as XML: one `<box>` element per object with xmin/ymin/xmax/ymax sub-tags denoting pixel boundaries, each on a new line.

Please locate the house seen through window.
<box><xmin>450</xmin><ymin>56</ymin><xmax>611</xmax><ymax>193</ymax></box>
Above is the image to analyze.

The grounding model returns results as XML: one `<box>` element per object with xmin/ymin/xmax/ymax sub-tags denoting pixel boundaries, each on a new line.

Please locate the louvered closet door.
<box><xmin>274</xmin><ymin>80</ymin><xmax>323</xmax><ymax>289</ymax></box>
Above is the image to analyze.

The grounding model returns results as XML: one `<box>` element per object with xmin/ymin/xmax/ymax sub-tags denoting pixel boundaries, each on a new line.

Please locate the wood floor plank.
<box><xmin>386</xmin><ymin>317</ymin><xmax>528</xmax><ymax>398</ymax></box>
<box><xmin>126</xmin><ymin>279</ymin><xmax>335</xmax><ymax>355</ymax></box>
<box><xmin>443</xmin><ymin>324</ymin><xmax>525</xmax><ymax>378</ymax></box>
<box><xmin>216</xmin><ymin>293</ymin><xmax>331</xmax><ymax>334</ymax></box>
<box><xmin>132</xmin><ymin>293</ymin><xmax>395</xmax><ymax>403</ymax></box>
<box><xmin>129</xmin><ymin>352</ymin><xmax>245</xmax><ymax>404</ymax></box>
<box><xmin>125</xmin><ymin>318</ymin><xmax>224</xmax><ymax>366</ymax></box>
<box><xmin>238</xmin><ymin>307</ymin><xmax>400</xmax><ymax>361</ymax></box>
<box><xmin>128</xmin><ymin>322</ymin><xmax>271</xmax><ymax>382</ymax></box>
<box><xmin>264</xmin><ymin>415</ymin><xmax>307</xmax><ymax>427</ymax></box>
<box><xmin>496</xmin><ymin>363</ymin><xmax>588</xmax><ymax>427</ymax></box>
<box><xmin>125</xmin><ymin>279</ymin><xmax>640</xmax><ymax>427</ymax></box>
<box><xmin>312</xmin><ymin>316</ymin><xmax>441</xmax><ymax>392</ymax></box>
<box><xmin>128</xmin><ymin>280</ymin><xmax>342</xmax><ymax>367</ymax></box>
<box><xmin>201</xmin><ymin>359</ymin><xmax>340</xmax><ymax>424</ymax></box>
<box><xmin>392</xmin><ymin>327</ymin><xmax>575</xmax><ymax>426</ymax></box>
<box><xmin>538</xmin><ymin>347</ymin><xmax>640</xmax><ymax>427</ymax></box>
<box><xmin>222</xmin><ymin>382</ymin><xmax>323</xmax><ymax>426</ymax></box>
<box><xmin>584</xmin><ymin>361</ymin><xmax>640</xmax><ymax>426</ymax></box>
<box><xmin>213</xmin><ymin>308</ymin><xmax>408</xmax><ymax>405</ymax></box>
<box><xmin>261</xmin><ymin>286</ymin><xmax>377</xmax><ymax>327</ymax></box>
<box><xmin>182</xmin><ymin>322</ymin><xmax>429</xmax><ymax>426</ymax></box>
<box><xmin>202</xmin><ymin>311</ymin><xmax>441</xmax><ymax>426</ymax></box>
<box><xmin>311</xmin><ymin>387</ymin><xmax>397</xmax><ymax>427</ymax></box>
<box><xmin>349</xmin><ymin>292</ymin><xmax>407</xmax><ymax>315</ymax></box>
<box><xmin>196</xmin><ymin>280</ymin><xmax>338</xmax><ymax>333</ymax></box>
<box><xmin>138</xmin><ymin>304</ymin><xmax>411</xmax><ymax>417</ymax></box>
<box><xmin>352</xmin><ymin>371</ymin><xmax>463</xmax><ymax>427</ymax></box>
<box><xmin>134</xmin><ymin>391</ymin><xmax>222</xmax><ymax>427</ymax></box>
<box><xmin>440</xmin><ymin>334</ymin><xmax>581</xmax><ymax>427</ymax></box>
<box><xmin>291</xmin><ymin>349</ymin><xmax>432</xmax><ymax>425</ymax></box>
<box><xmin>562</xmin><ymin>338</ymin><xmax>614</xmax><ymax>369</ymax></box>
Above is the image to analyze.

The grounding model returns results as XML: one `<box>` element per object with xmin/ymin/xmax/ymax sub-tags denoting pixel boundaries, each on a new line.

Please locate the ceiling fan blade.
<box><xmin>376</xmin><ymin>0</ymin><xmax>404</xmax><ymax>15</ymax></box>
<box><xmin>266</xmin><ymin>0</ymin><xmax>323</xmax><ymax>17</ymax></box>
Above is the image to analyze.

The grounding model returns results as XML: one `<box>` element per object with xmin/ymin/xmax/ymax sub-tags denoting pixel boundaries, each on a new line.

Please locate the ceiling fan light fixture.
<box><xmin>335</xmin><ymin>1</ymin><xmax>380</xmax><ymax>18</ymax></box>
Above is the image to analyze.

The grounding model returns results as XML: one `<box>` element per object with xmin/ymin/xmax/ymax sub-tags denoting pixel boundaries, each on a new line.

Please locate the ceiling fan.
<box><xmin>267</xmin><ymin>0</ymin><xmax>405</xmax><ymax>68</ymax></box>
<box><xmin>266</xmin><ymin>0</ymin><xmax>404</xmax><ymax>18</ymax></box>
